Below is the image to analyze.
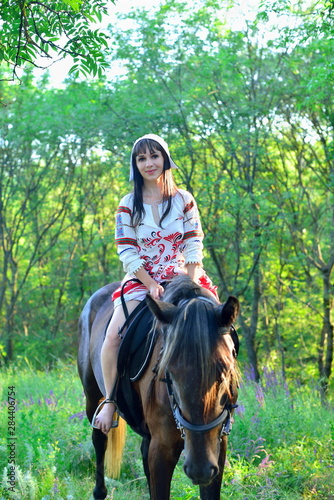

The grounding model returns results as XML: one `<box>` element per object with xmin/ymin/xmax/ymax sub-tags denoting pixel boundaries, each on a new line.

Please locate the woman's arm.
<box><xmin>186</xmin><ymin>262</ymin><xmax>202</xmax><ymax>283</ymax></box>
<box><xmin>115</xmin><ymin>196</ymin><xmax>144</xmax><ymax>275</ymax></box>
<box><xmin>182</xmin><ymin>192</ymin><xmax>204</xmax><ymax>271</ymax></box>
<box><xmin>135</xmin><ymin>266</ymin><xmax>164</xmax><ymax>299</ymax></box>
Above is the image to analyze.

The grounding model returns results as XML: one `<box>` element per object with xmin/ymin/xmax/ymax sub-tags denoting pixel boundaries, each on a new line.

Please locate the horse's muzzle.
<box><xmin>183</xmin><ymin>461</ymin><xmax>219</xmax><ymax>486</ymax></box>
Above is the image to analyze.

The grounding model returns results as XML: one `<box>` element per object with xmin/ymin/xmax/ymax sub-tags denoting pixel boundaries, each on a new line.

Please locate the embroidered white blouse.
<box><xmin>115</xmin><ymin>189</ymin><xmax>204</xmax><ymax>283</ymax></box>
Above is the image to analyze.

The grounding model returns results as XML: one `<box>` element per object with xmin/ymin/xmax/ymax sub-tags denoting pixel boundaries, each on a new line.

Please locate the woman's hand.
<box><xmin>134</xmin><ymin>266</ymin><xmax>164</xmax><ymax>299</ymax></box>
<box><xmin>148</xmin><ymin>282</ymin><xmax>164</xmax><ymax>299</ymax></box>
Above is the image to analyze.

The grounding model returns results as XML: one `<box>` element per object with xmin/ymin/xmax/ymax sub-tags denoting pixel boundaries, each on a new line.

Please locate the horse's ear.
<box><xmin>215</xmin><ymin>296</ymin><xmax>240</xmax><ymax>328</ymax></box>
<box><xmin>146</xmin><ymin>295</ymin><xmax>178</xmax><ymax>324</ymax></box>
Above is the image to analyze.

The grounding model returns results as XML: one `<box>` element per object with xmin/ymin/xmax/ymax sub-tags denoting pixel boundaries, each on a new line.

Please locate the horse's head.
<box><xmin>146</xmin><ymin>276</ymin><xmax>240</xmax><ymax>486</ymax></box>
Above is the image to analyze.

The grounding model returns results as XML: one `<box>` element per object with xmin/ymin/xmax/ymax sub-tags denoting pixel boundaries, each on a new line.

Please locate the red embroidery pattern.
<box><xmin>159</xmin><ymin>265</ymin><xmax>179</xmax><ymax>281</ymax></box>
<box><xmin>141</xmin><ymin>231</ymin><xmax>162</xmax><ymax>248</ymax></box>
<box><xmin>184</xmin><ymin>230</ymin><xmax>203</xmax><ymax>240</ymax></box>
<box><xmin>116</xmin><ymin>237</ymin><xmax>138</xmax><ymax>246</ymax></box>
<box><xmin>163</xmin><ymin>232</ymin><xmax>182</xmax><ymax>255</ymax></box>
<box><xmin>152</xmin><ymin>244</ymin><xmax>166</xmax><ymax>264</ymax></box>
<box><xmin>143</xmin><ymin>259</ymin><xmax>155</xmax><ymax>276</ymax></box>
<box><xmin>117</xmin><ymin>206</ymin><xmax>132</xmax><ymax>215</ymax></box>
<box><xmin>183</xmin><ymin>201</ymin><xmax>194</xmax><ymax>214</ymax></box>
<box><xmin>111</xmin><ymin>281</ymin><xmax>147</xmax><ymax>301</ymax></box>
<box><xmin>163</xmin><ymin>232</ymin><xmax>182</xmax><ymax>244</ymax></box>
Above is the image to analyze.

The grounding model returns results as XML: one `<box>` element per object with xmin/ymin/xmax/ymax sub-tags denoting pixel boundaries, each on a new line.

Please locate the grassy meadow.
<box><xmin>0</xmin><ymin>359</ymin><xmax>333</xmax><ymax>500</ymax></box>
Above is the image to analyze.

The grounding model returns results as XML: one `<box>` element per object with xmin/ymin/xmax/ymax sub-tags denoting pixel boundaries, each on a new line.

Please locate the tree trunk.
<box><xmin>318</xmin><ymin>268</ymin><xmax>334</xmax><ymax>399</ymax></box>
<box><xmin>237</xmin><ymin>259</ymin><xmax>261</xmax><ymax>382</ymax></box>
<box><xmin>5</xmin><ymin>305</ymin><xmax>14</xmax><ymax>361</ymax></box>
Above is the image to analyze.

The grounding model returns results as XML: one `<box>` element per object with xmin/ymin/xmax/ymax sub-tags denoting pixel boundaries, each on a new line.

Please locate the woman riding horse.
<box><xmin>92</xmin><ymin>133</ymin><xmax>219</xmax><ymax>434</ymax></box>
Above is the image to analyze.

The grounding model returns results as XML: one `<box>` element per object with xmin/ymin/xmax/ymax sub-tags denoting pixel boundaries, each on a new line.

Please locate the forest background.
<box><xmin>0</xmin><ymin>0</ymin><xmax>333</xmax><ymax>400</ymax></box>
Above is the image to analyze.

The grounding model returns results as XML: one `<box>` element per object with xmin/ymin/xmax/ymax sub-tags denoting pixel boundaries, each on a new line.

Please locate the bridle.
<box><xmin>162</xmin><ymin>371</ymin><xmax>237</xmax><ymax>440</ymax></box>
<box><xmin>160</xmin><ymin>295</ymin><xmax>238</xmax><ymax>440</ymax></box>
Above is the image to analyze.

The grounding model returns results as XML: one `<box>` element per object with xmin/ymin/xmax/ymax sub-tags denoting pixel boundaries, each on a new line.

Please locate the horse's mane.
<box><xmin>162</xmin><ymin>274</ymin><xmax>214</xmax><ymax>305</ymax></box>
<box><xmin>155</xmin><ymin>275</ymin><xmax>238</xmax><ymax>415</ymax></box>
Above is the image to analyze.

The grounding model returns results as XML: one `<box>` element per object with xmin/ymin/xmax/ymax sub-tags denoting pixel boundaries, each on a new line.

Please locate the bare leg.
<box><xmin>94</xmin><ymin>299</ymin><xmax>140</xmax><ymax>434</ymax></box>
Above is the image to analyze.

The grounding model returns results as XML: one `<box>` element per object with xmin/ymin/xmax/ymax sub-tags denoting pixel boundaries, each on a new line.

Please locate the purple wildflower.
<box><xmin>284</xmin><ymin>382</ymin><xmax>290</xmax><ymax>398</ymax></box>
<box><xmin>244</xmin><ymin>364</ymin><xmax>257</xmax><ymax>382</ymax></box>
<box><xmin>68</xmin><ymin>411</ymin><xmax>86</xmax><ymax>422</ymax></box>
<box><xmin>235</xmin><ymin>402</ymin><xmax>245</xmax><ymax>416</ymax></box>
<box><xmin>52</xmin><ymin>477</ymin><xmax>60</xmax><ymax>495</ymax></box>
<box><xmin>262</xmin><ymin>366</ymin><xmax>279</xmax><ymax>391</ymax></box>
<box><xmin>255</xmin><ymin>385</ymin><xmax>265</xmax><ymax>407</ymax></box>
<box><xmin>259</xmin><ymin>454</ymin><xmax>274</xmax><ymax>468</ymax></box>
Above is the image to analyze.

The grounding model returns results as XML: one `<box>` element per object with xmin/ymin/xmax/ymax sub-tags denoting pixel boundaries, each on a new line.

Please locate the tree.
<box><xmin>0</xmin><ymin>74</ymin><xmax>122</xmax><ymax>363</ymax></box>
<box><xmin>276</xmin><ymin>60</ymin><xmax>334</xmax><ymax>397</ymax></box>
<box><xmin>256</xmin><ymin>0</ymin><xmax>334</xmax><ymax>395</ymax></box>
<box><xmin>105</xmin><ymin>1</ymin><xmax>292</xmax><ymax>381</ymax></box>
<box><xmin>0</xmin><ymin>0</ymin><xmax>113</xmax><ymax>82</ymax></box>
<box><xmin>0</xmin><ymin>0</ymin><xmax>332</xmax><ymax>394</ymax></box>
<box><xmin>104</xmin><ymin>0</ymin><xmax>333</xmax><ymax>390</ymax></box>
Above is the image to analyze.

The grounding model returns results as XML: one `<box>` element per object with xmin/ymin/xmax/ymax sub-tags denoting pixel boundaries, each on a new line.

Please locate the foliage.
<box><xmin>0</xmin><ymin>0</ymin><xmax>113</xmax><ymax>81</ymax></box>
<box><xmin>0</xmin><ymin>363</ymin><xmax>332</xmax><ymax>499</ymax></box>
<box><xmin>0</xmin><ymin>0</ymin><xmax>333</xmax><ymax>391</ymax></box>
<box><xmin>0</xmin><ymin>74</ymin><xmax>124</xmax><ymax>364</ymax></box>
<box><xmin>103</xmin><ymin>0</ymin><xmax>334</xmax><ymax>388</ymax></box>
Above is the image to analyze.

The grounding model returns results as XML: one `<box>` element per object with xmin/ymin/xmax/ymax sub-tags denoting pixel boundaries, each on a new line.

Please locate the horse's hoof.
<box><xmin>93</xmin><ymin>486</ymin><xmax>107</xmax><ymax>500</ymax></box>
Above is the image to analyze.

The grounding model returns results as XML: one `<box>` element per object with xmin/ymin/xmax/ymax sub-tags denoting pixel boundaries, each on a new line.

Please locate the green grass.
<box><xmin>0</xmin><ymin>360</ymin><xmax>333</xmax><ymax>499</ymax></box>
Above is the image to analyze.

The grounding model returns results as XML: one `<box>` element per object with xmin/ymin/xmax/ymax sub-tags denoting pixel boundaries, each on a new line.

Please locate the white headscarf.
<box><xmin>129</xmin><ymin>133</ymin><xmax>178</xmax><ymax>181</ymax></box>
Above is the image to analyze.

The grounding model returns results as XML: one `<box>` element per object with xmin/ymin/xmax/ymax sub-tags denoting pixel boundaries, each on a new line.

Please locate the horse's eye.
<box><xmin>220</xmin><ymin>393</ymin><xmax>228</xmax><ymax>407</ymax></box>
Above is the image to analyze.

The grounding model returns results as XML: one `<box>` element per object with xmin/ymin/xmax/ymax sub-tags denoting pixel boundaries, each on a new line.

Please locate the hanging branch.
<box><xmin>0</xmin><ymin>0</ymin><xmax>112</xmax><ymax>82</ymax></box>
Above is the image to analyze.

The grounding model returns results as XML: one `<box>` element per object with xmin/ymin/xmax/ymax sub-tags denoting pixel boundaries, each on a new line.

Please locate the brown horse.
<box><xmin>78</xmin><ymin>274</ymin><xmax>240</xmax><ymax>500</ymax></box>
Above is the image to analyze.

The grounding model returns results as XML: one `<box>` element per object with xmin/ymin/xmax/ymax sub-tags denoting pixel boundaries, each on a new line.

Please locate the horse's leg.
<box><xmin>78</xmin><ymin>283</ymin><xmax>121</xmax><ymax>500</ymax></box>
<box><xmin>82</xmin><ymin>379</ymin><xmax>108</xmax><ymax>499</ymax></box>
<box><xmin>135</xmin><ymin>337</ymin><xmax>183</xmax><ymax>499</ymax></box>
<box><xmin>199</xmin><ymin>436</ymin><xmax>227</xmax><ymax>500</ymax></box>
<box><xmin>147</xmin><ymin>437</ymin><xmax>183</xmax><ymax>500</ymax></box>
<box><xmin>141</xmin><ymin>435</ymin><xmax>151</xmax><ymax>493</ymax></box>
<box><xmin>86</xmin><ymin>393</ymin><xmax>108</xmax><ymax>500</ymax></box>
<box><xmin>92</xmin><ymin>428</ymin><xmax>108</xmax><ymax>500</ymax></box>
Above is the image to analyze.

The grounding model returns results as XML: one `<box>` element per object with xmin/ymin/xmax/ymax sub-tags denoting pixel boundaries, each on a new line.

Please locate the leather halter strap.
<box><xmin>174</xmin><ymin>405</ymin><xmax>229</xmax><ymax>433</ymax></box>
<box><xmin>163</xmin><ymin>371</ymin><xmax>237</xmax><ymax>439</ymax></box>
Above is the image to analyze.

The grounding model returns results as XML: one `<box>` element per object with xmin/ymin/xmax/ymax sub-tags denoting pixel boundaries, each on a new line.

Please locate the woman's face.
<box><xmin>135</xmin><ymin>147</ymin><xmax>164</xmax><ymax>182</ymax></box>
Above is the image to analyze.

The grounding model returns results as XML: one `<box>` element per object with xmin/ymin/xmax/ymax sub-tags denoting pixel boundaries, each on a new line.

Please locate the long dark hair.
<box><xmin>130</xmin><ymin>138</ymin><xmax>178</xmax><ymax>228</ymax></box>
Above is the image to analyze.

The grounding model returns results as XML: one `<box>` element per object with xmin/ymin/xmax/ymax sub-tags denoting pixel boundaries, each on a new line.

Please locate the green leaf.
<box><xmin>61</xmin><ymin>0</ymin><xmax>83</xmax><ymax>13</ymax></box>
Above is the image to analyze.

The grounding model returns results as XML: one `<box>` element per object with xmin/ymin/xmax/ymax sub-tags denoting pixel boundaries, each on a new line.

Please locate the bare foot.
<box><xmin>94</xmin><ymin>401</ymin><xmax>116</xmax><ymax>434</ymax></box>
